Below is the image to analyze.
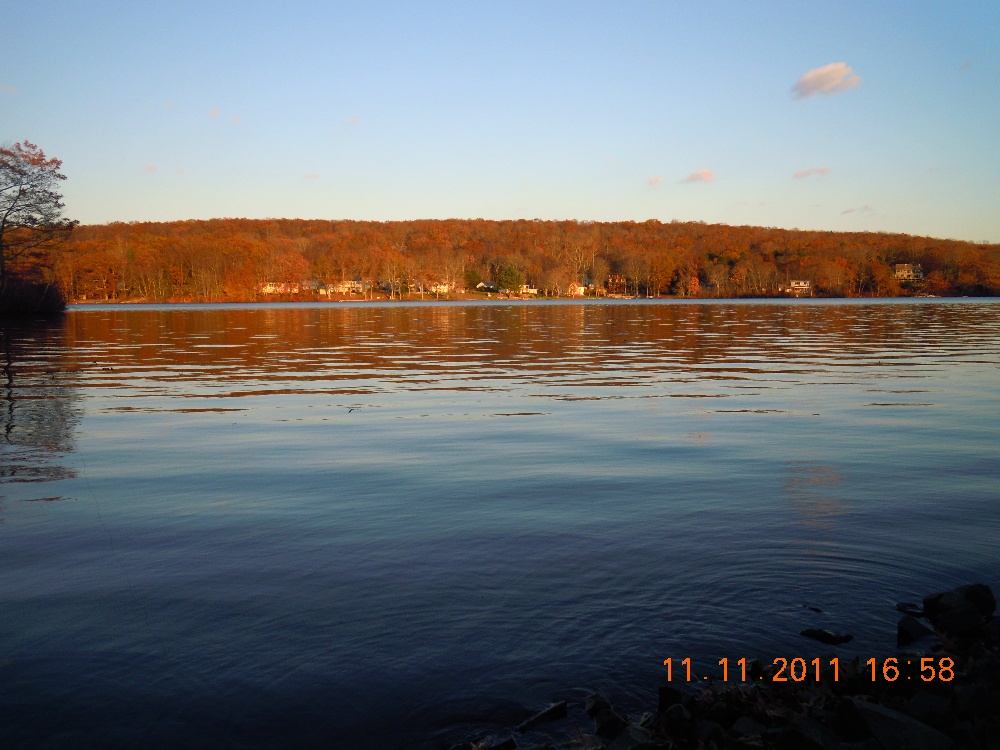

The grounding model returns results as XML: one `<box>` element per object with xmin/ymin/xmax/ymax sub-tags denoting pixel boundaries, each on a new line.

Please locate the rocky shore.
<box><xmin>455</xmin><ymin>583</ymin><xmax>1000</xmax><ymax>750</ymax></box>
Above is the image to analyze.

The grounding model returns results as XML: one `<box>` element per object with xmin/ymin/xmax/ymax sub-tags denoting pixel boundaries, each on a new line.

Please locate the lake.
<box><xmin>2</xmin><ymin>298</ymin><xmax>999</xmax><ymax>748</ymax></box>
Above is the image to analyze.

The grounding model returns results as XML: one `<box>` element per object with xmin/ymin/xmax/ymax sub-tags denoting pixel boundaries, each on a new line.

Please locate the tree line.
<box><xmin>54</xmin><ymin>217</ymin><xmax>1000</xmax><ymax>302</ymax></box>
<box><xmin>3</xmin><ymin>140</ymin><xmax>999</xmax><ymax>307</ymax></box>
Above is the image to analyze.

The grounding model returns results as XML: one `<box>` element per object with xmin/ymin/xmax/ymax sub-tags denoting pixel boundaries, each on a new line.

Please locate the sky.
<box><xmin>4</xmin><ymin>1</ymin><xmax>999</xmax><ymax>242</ymax></box>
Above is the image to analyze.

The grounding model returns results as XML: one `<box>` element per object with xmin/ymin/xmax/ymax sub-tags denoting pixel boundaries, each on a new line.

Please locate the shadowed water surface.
<box><xmin>1</xmin><ymin>299</ymin><xmax>999</xmax><ymax>748</ymax></box>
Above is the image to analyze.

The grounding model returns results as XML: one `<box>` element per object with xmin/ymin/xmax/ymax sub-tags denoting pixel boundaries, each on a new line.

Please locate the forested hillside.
<box><xmin>54</xmin><ymin>218</ymin><xmax>1000</xmax><ymax>301</ymax></box>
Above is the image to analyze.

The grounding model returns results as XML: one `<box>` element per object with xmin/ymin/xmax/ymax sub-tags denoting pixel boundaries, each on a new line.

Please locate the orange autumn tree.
<box><xmin>0</xmin><ymin>141</ymin><xmax>77</xmax><ymax>312</ymax></box>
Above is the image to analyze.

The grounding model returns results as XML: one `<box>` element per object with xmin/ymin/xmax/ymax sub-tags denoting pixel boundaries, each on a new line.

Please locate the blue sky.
<box><xmin>4</xmin><ymin>1</ymin><xmax>998</xmax><ymax>242</ymax></box>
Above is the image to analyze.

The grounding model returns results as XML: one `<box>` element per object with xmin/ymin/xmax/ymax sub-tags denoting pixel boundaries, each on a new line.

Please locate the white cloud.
<box><xmin>841</xmin><ymin>204</ymin><xmax>873</xmax><ymax>215</ymax></box>
<box><xmin>681</xmin><ymin>169</ymin><xmax>714</xmax><ymax>184</ymax></box>
<box><xmin>209</xmin><ymin>107</ymin><xmax>220</xmax><ymax>118</ymax></box>
<box><xmin>144</xmin><ymin>165</ymin><xmax>158</xmax><ymax>173</ymax></box>
<box><xmin>792</xmin><ymin>62</ymin><xmax>860</xmax><ymax>99</ymax></box>
<box><xmin>647</xmin><ymin>176</ymin><xmax>663</xmax><ymax>187</ymax></box>
<box><xmin>347</xmin><ymin>116</ymin><xmax>360</xmax><ymax>124</ymax></box>
<box><xmin>793</xmin><ymin>167</ymin><xmax>831</xmax><ymax>179</ymax></box>
<box><xmin>1</xmin><ymin>84</ymin><xmax>18</xmax><ymax>94</ymax></box>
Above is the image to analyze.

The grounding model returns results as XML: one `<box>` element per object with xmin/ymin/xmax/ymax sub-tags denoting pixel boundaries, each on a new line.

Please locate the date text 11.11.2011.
<box><xmin>662</xmin><ymin>657</ymin><xmax>956</xmax><ymax>683</ymax></box>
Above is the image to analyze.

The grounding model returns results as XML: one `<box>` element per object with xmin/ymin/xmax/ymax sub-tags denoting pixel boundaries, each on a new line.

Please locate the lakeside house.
<box><xmin>259</xmin><ymin>281</ymin><xmax>301</xmax><ymax>295</ymax></box>
<box><xmin>778</xmin><ymin>279</ymin><xmax>812</xmax><ymax>296</ymax></box>
<box><xmin>328</xmin><ymin>279</ymin><xmax>366</xmax><ymax>294</ymax></box>
<box><xmin>567</xmin><ymin>281</ymin><xmax>587</xmax><ymax>297</ymax></box>
<box><xmin>264</xmin><ymin>279</ymin><xmax>373</xmax><ymax>296</ymax></box>
<box><xmin>518</xmin><ymin>284</ymin><xmax>539</xmax><ymax>296</ymax></box>
<box><xmin>895</xmin><ymin>263</ymin><xmax>924</xmax><ymax>282</ymax></box>
<box><xmin>607</xmin><ymin>274</ymin><xmax>627</xmax><ymax>295</ymax></box>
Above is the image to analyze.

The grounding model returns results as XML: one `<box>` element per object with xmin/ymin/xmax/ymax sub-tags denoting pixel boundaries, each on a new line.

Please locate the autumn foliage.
<box><xmin>0</xmin><ymin>141</ymin><xmax>76</xmax><ymax>313</ymax></box>
<box><xmin>55</xmin><ymin>218</ymin><xmax>1000</xmax><ymax>302</ymax></box>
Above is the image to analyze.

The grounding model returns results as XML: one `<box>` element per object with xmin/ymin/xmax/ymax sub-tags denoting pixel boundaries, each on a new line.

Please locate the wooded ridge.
<box><xmin>50</xmin><ymin>218</ymin><xmax>1000</xmax><ymax>302</ymax></box>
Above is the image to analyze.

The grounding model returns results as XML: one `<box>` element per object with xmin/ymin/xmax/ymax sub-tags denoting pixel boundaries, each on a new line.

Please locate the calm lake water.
<box><xmin>2</xmin><ymin>299</ymin><xmax>999</xmax><ymax>748</ymax></box>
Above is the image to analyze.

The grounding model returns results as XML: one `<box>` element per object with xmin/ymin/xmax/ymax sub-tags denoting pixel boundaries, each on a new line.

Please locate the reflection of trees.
<box><xmin>57</xmin><ymin>301</ymin><xmax>995</xmax><ymax>389</ymax></box>
<box><xmin>0</xmin><ymin>322</ymin><xmax>79</xmax><ymax>493</ymax></box>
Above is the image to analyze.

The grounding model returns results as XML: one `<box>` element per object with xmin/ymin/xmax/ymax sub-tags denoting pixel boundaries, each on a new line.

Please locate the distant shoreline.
<box><xmin>55</xmin><ymin>218</ymin><xmax>1000</xmax><ymax>304</ymax></box>
<box><xmin>65</xmin><ymin>292</ymin><xmax>966</xmax><ymax>307</ymax></box>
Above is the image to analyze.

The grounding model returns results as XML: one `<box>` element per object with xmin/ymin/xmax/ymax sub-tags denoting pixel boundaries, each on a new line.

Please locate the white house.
<box><xmin>329</xmin><ymin>280</ymin><xmax>366</xmax><ymax>294</ymax></box>
<box><xmin>259</xmin><ymin>281</ymin><xmax>300</xmax><ymax>295</ymax></box>
<box><xmin>778</xmin><ymin>280</ymin><xmax>812</xmax><ymax>296</ymax></box>
<box><xmin>895</xmin><ymin>264</ymin><xmax>924</xmax><ymax>282</ymax></box>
